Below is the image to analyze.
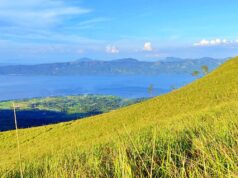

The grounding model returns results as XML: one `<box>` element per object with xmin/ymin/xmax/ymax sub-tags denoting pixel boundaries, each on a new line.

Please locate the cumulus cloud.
<box><xmin>106</xmin><ymin>45</ymin><xmax>119</xmax><ymax>54</ymax></box>
<box><xmin>193</xmin><ymin>38</ymin><xmax>237</xmax><ymax>46</ymax></box>
<box><xmin>143</xmin><ymin>42</ymin><xmax>153</xmax><ymax>51</ymax></box>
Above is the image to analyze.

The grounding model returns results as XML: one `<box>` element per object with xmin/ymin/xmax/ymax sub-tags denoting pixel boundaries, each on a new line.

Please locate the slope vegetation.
<box><xmin>0</xmin><ymin>56</ymin><xmax>238</xmax><ymax>177</ymax></box>
<box><xmin>0</xmin><ymin>95</ymin><xmax>141</xmax><ymax>131</ymax></box>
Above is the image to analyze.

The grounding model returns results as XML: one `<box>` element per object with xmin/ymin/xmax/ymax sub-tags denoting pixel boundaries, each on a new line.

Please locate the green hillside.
<box><xmin>0</xmin><ymin>95</ymin><xmax>143</xmax><ymax>132</ymax></box>
<box><xmin>0</xmin><ymin>56</ymin><xmax>238</xmax><ymax>177</ymax></box>
<box><xmin>0</xmin><ymin>95</ymin><xmax>139</xmax><ymax>114</ymax></box>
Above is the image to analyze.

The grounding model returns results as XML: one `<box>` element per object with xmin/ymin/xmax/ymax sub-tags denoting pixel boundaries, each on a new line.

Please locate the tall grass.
<box><xmin>2</xmin><ymin>102</ymin><xmax>238</xmax><ymax>177</ymax></box>
<box><xmin>12</xmin><ymin>103</ymin><xmax>23</xmax><ymax>178</ymax></box>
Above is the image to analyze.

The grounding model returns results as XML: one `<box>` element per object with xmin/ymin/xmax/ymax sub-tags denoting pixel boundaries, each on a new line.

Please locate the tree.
<box><xmin>192</xmin><ymin>65</ymin><xmax>209</xmax><ymax>79</ymax></box>
<box><xmin>192</xmin><ymin>70</ymin><xmax>200</xmax><ymax>77</ymax></box>
<box><xmin>147</xmin><ymin>84</ymin><xmax>154</xmax><ymax>97</ymax></box>
<box><xmin>170</xmin><ymin>85</ymin><xmax>177</xmax><ymax>91</ymax></box>
<box><xmin>201</xmin><ymin>65</ymin><xmax>209</xmax><ymax>75</ymax></box>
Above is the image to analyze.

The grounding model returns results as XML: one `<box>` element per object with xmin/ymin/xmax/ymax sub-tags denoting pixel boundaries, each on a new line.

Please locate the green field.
<box><xmin>0</xmin><ymin>56</ymin><xmax>238</xmax><ymax>177</ymax></box>
<box><xmin>0</xmin><ymin>95</ymin><xmax>141</xmax><ymax>114</ymax></box>
<box><xmin>0</xmin><ymin>95</ymin><xmax>144</xmax><ymax>132</ymax></box>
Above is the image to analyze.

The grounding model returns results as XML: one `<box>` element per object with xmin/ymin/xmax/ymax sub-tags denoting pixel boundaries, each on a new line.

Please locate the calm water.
<box><xmin>0</xmin><ymin>74</ymin><xmax>194</xmax><ymax>101</ymax></box>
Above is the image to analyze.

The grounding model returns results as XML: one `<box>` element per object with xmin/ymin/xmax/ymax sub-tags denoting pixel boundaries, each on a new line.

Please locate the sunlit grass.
<box><xmin>0</xmin><ymin>56</ymin><xmax>238</xmax><ymax>177</ymax></box>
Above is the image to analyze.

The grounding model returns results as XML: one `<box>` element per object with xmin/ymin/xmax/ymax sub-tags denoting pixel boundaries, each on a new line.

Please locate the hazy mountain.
<box><xmin>0</xmin><ymin>57</ymin><xmax>227</xmax><ymax>76</ymax></box>
<box><xmin>74</xmin><ymin>57</ymin><xmax>93</xmax><ymax>62</ymax></box>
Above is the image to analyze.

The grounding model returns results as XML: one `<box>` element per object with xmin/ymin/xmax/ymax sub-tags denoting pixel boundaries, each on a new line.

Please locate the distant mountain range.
<box><xmin>0</xmin><ymin>57</ymin><xmax>228</xmax><ymax>76</ymax></box>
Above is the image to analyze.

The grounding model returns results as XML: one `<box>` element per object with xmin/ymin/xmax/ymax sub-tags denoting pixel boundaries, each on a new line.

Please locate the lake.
<box><xmin>0</xmin><ymin>74</ymin><xmax>194</xmax><ymax>101</ymax></box>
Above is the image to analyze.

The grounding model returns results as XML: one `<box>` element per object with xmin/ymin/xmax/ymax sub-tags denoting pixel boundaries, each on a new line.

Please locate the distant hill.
<box><xmin>73</xmin><ymin>57</ymin><xmax>93</xmax><ymax>63</ymax></box>
<box><xmin>0</xmin><ymin>57</ymin><xmax>227</xmax><ymax>76</ymax></box>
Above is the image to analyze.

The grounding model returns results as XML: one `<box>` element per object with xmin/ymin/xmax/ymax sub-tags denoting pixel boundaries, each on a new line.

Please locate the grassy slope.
<box><xmin>0</xmin><ymin>56</ymin><xmax>238</xmax><ymax>175</ymax></box>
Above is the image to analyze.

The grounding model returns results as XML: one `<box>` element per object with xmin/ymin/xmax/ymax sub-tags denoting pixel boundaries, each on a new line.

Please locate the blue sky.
<box><xmin>0</xmin><ymin>0</ymin><xmax>238</xmax><ymax>63</ymax></box>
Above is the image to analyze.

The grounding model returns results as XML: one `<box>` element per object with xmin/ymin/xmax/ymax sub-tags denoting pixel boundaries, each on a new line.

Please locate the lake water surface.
<box><xmin>0</xmin><ymin>74</ymin><xmax>194</xmax><ymax>101</ymax></box>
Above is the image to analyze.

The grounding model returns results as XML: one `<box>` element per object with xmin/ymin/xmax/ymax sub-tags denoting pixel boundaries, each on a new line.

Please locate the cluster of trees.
<box><xmin>192</xmin><ymin>65</ymin><xmax>209</xmax><ymax>77</ymax></box>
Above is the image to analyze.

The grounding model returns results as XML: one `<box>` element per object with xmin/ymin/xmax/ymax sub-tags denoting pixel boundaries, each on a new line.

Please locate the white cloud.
<box><xmin>143</xmin><ymin>42</ymin><xmax>153</xmax><ymax>51</ymax></box>
<box><xmin>193</xmin><ymin>38</ymin><xmax>235</xmax><ymax>46</ymax></box>
<box><xmin>75</xmin><ymin>18</ymin><xmax>109</xmax><ymax>27</ymax></box>
<box><xmin>0</xmin><ymin>0</ymin><xmax>105</xmax><ymax>46</ymax></box>
<box><xmin>106</xmin><ymin>45</ymin><xmax>119</xmax><ymax>54</ymax></box>
<box><xmin>0</xmin><ymin>0</ymin><xmax>91</xmax><ymax>28</ymax></box>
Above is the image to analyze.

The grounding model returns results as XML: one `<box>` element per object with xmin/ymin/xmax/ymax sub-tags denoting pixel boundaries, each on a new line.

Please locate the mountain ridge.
<box><xmin>0</xmin><ymin>57</ymin><xmax>227</xmax><ymax>76</ymax></box>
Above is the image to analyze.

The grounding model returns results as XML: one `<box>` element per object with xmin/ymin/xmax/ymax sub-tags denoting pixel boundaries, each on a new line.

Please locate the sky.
<box><xmin>0</xmin><ymin>0</ymin><xmax>238</xmax><ymax>63</ymax></box>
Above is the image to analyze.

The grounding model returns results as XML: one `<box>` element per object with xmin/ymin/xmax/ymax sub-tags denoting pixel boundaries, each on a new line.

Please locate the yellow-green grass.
<box><xmin>0</xmin><ymin>56</ymin><xmax>238</xmax><ymax>177</ymax></box>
